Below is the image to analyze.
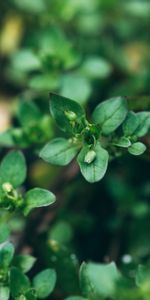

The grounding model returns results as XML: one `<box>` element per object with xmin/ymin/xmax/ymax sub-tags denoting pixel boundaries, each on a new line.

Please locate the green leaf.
<box><xmin>136</xmin><ymin>264</ymin><xmax>150</xmax><ymax>288</ymax></box>
<box><xmin>123</xmin><ymin>111</ymin><xmax>150</xmax><ymax>137</ymax></box>
<box><xmin>113</xmin><ymin>137</ymin><xmax>131</xmax><ymax>148</ymax></box>
<box><xmin>60</xmin><ymin>75</ymin><xmax>91</xmax><ymax>105</ymax></box>
<box><xmin>80</xmin><ymin>56</ymin><xmax>112</xmax><ymax>79</ymax></box>
<box><xmin>77</xmin><ymin>142</ymin><xmax>109</xmax><ymax>183</ymax></box>
<box><xmin>49</xmin><ymin>93</ymin><xmax>85</xmax><ymax>132</ymax></box>
<box><xmin>10</xmin><ymin>267</ymin><xmax>30</xmax><ymax>298</ymax></box>
<box><xmin>128</xmin><ymin>142</ymin><xmax>146</xmax><ymax>156</ymax></box>
<box><xmin>79</xmin><ymin>262</ymin><xmax>120</xmax><ymax>299</ymax></box>
<box><xmin>0</xmin><ymin>243</ymin><xmax>15</xmax><ymax>268</ymax></box>
<box><xmin>0</xmin><ymin>130</ymin><xmax>15</xmax><ymax>147</ymax></box>
<box><xmin>17</xmin><ymin>100</ymin><xmax>42</xmax><ymax>127</ymax></box>
<box><xmin>123</xmin><ymin>111</ymin><xmax>139</xmax><ymax>136</ymax></box>
<box><xmin>11</xmin><ymin>49</ymin><xmax>41</xmax><ymax>72</ymax></box>
<box><xmin>12</xmin><ymin>255</ymin><xmax>36</xmax><ymax>273</ymax></box>
<box><xmin>135</xmin><ymin>112</ymin><xmax>150</xmax><ymax>137</ymax></box>
<box><xmin>92</xmin><ymin>97</ymin><xmax>127</xmax><ymax>135</ymax></box>
<box><xmin>25</xmin><ymin>290</ymin><xmax>36</xmax><ymax>300</ymax></box>
<box><xmin>0</xmin><ymin>151</ymin><xmax>27</xmax><ymax>188</ymax></box>
<box><xmin>50</xmin><ymin>221</ymin><xmax>73</xmax><ymax>244</ymax></box>
<box><xmin>33</xmin><ymin>269</ymin><xmax>56</xmax><ymax>299</ymax></box>
<box><xmin>14</xmin><ymin>0</ymin><xmax>46</xmax><ymax>13</ymax></box>
<box><xmin>40</xmin><ymin>138</ymin><xmax>79</xmax><ymax>166</ymax></box>
<box><xmin>24</xmin><ymin>188</ymin><xmax>56</xmax><ymax>215</ymax></box>
<box><xmin>29</xmin><ymin>74</ymin><xmax>59</xmax><ymax>91</ymax></box>
<box><xmin>0</xmin><ymin>287</ymin><xmax>10</xmax><ymax>300</ymax></box>
<box><xmin>0</xmin><ymin>223</ymin><xmax>10</xmax><ymax>243</ymax></box>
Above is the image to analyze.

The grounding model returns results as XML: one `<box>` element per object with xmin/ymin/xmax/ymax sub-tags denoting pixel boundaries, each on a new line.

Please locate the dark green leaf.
<box><xmin>49</xmin><ymin>93</ymin><xmax>85</xmax><ymax>132</ymax></box>
<box><xmin>0</xmin><ymin>242</ymin><xmax>15</xmax><ymax>268</ymax></box>
<box><xmin>10</xmin><ymin>267</ymin><xmax>30</xmax><ymax>298</ymax></box>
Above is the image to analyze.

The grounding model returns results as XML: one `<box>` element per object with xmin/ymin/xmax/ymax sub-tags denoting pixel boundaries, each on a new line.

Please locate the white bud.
<box><xmin>2</xmin><ymin>182</ymin><xmax>13</xmax><ymax>193</ymax></box>
<box><xmin>84</xmin><ymin>150</ymin><xmax>96</xmax><ymax>164</ymax></box>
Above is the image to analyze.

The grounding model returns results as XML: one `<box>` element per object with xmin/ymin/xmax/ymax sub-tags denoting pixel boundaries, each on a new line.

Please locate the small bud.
<box><xmin>84</xmin><ymin>150</ymin><xmax>96</xmax><ymax>164</ymax></box>
<box><xmin>2</xmin><ymin>182</ymin><xmax>13</xmax><ymax>193</ymax></box>
<box><xmin>64</xmin><ymin>110</ymin><xmax>77</xmax><ymax>121</ymax></box>
<box><xmin>49</xmin><ymin>240</ymin><xmax>59</xmax><ymax>252</ymax></box>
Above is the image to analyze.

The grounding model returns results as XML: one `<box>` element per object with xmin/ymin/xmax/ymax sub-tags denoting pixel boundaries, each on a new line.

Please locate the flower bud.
<box><xmin>64</xmin><ymin>110</ymin><xmax>77</xmax><ymax>121</ymax></box>
<box><xmin>2</xmin><ymin>182</ymin><xmax>13</xmax><ymax>193</ymax></box>
<box><xmin>84</xmin><ymin>150</ymin><xmax>96</xmax><ymax>164</ymax></box>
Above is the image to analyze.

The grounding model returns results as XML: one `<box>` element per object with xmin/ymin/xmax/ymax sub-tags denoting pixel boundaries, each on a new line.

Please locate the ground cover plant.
<box><xmin>0</xmin><ymin>0</ymin><xmax>150</xmax><ymax>299</ymax></box>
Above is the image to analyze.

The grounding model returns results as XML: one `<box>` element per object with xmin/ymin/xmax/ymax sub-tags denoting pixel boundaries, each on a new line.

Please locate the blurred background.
<box><xmin>0</xmin><ymin>0</ymin><xmax>150</xmax><ymax>298</ymax></box>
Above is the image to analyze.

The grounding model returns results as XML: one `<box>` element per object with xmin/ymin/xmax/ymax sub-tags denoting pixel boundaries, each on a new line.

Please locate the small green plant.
<box><xmin>40</xmin><ymin>94</ymin><xmax>149</xmax><ymax>182</ymax></box>
<box><xmin>0</xmin><ymin>241</ymin><xmax>56</xmax><ymax>300</ymax></box>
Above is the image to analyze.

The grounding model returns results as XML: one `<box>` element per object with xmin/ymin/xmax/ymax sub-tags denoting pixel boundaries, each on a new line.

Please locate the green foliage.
<box><xmin>92</xmin><ymin>97</ymin><xmax>127</xmax><ymax>135</ymax></box>
<box><xmin>0</xmin><ymin>151</ymin><xmax>26</xmax><ymax>188</ymax></box>
<box><xmin>0</xmin><ymin>242</ymin><xmax>56</xmax><ymax>300</ymax></box>
<box><xmin>0</xmin><ymin>1</ymin><xmax>150</xmax><ymax>299</ymax></box>
<box><xmin>24</xmin><ymin>188</ymin><xmax>56</xmax><ymax>215</ymax></box>
<box><xmin>33</xmin><ymin>269</ymin><xmax>56</xmax><ymax>299</ymax></box>
<box><xmin>40</xmin><ymin>93</ymin><xmax>148</xmax><ymax>183</ymax></box>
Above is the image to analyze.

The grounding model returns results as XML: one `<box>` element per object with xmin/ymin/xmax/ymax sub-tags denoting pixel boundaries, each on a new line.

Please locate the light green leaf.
<box><xmin>50</xmin><ymin>221</ymin><xmax>73</xmax><ymax>244</ymax></box>
<box><xmin>17</xmin><ymin>100</ymin><xmax>42</xmax><ymax>127</ymax></box>
<box><xmin>12</xmin><ymin>255</ymin><xmax>36</xmax><ymax>273</ymax></box>
<box><xmin>49</xmin><ymin>93</ymin><xmax>85</xmax><ymax>132</ymax></box>
<box><xmin>0</xmin><ymin>287</ymin><xmax>10</xmax><ymax>300</ymax></box>
<box><xmin>29</xmin><ymin>74</ymin><xmax>59</xmax><ymax>91</ymax></box>
<box><xmin>0</xmin><ymin>243</ymin><xmax>15</xmax><ymax>268</ymax></box>
<box><xmin>33</xmin><ymin>269</ymin><xmax>56</xmax><ymax>298</ymax></box>
<box><xmin>128</xmin><ymin>142</ymin><xmax>146</xmax><ymax>156</ymax></box>
<box><xmin>14</xmin><ymin>0</ymin><xmax>46</xmax><ymax>13</ymax></box>
<box><xmin>10</xmin><ymin>267</ymin><xmax>30</xmax><ymax>298</ymax></box>
<box><xmin>60</xmin><ymin>75</ymin><xmax>91</xmax><ymax>105</ymax></box>
<box><xmin>0</xmin><ymin>130</ymin><xmax>15</xmax><ymax>147</ymax></box>
<box><xmin>77</xmin><ymin>142</ymin><xmax>109</xmax><ymax>183</ymax></box>
<box><xmin>11</xmin><ymin>49</ymin><xmax>41</xmax><ymax>72</ymax></box>
<box><xmin>80</xmin><ymin>57</ymin><xmax>112</xmax><ymax>79</ymax></box>
<box><xmin>113</xmin><ymin>137</ymin><xmax>131</xmax><ymax>148</ymax></box>
<box><xmin>24</xmin><ymin>188</ymin><xmax>56</xmax><ymax>215</ymax></box>
<box><xmin>40</xmin><ymin>138</ymin><xmax>79</xmax><ymax>166</ymax></box>
<box><xmin>0</xmin><ymin>223</ymin><xmax>10</xmax><ymax>243</ymax></box>
<box><xmin>136</xmin><ymin>264</ymin><xmax>150</xmax><ymax>288</ymax></box>
<box><xmin>79</xmin><ymin>262</ymin><xmax>120</xmax><ymax>299</ymax></box>
<box><xmin>92</xmin><ymin>97</ymin><xmax>127</xmax><ymax>135</ymax></box>
<box><xmin>0</xmin><ymin>151</ymin><xmax>27</xmax><ymax>188</ymax></box>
